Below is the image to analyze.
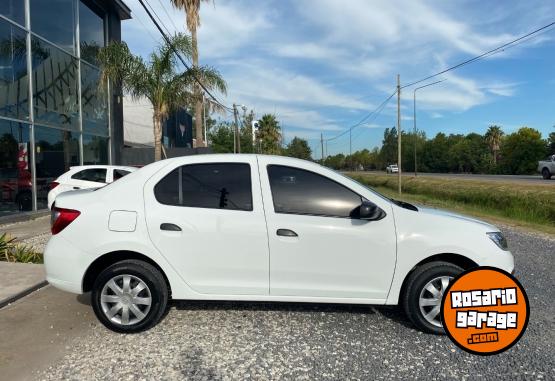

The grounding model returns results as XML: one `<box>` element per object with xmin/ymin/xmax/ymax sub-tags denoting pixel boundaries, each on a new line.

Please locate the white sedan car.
<box><xmin>45</xmin><ymin>155</ymin><xmax>514</xmax><ymax>334</ymax></box>
<box><xmin>47</xmin><ymin>165</ymin><xmax>137</xmax><ymax>209</ymax></box>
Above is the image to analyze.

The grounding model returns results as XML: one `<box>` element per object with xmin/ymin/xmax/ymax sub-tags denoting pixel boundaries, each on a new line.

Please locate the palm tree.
<box><xmin>97</xmin><ymin>34</ymin><xmax>226</xmax><ymax>161</ymax></box>
<box><xmin>170</xmin><ymin>0</ymin><xmax>210</xmax><ymax>147</ymax></box>
<box><xmin>485</xmin><ymin>125</ymin><xmax>504</xmax><ymax>165</ymax></box>
<box><xmin>256</xmin><ymin>114</ymin><xmax>282</xmax><ymax>155</ymax></box>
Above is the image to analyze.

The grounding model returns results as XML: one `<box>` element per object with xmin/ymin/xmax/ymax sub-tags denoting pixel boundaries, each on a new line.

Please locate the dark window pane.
<box><xmin>81</xmin><ymin>62</ymin><xmax>108</xmax><ymax>136</ymax></box>
<box><xmin>155</xmin><ymin>163</ymin><xmax>253</xmax><ymax>211</ymax></box>
<box><xmin>31</xmin><ymin>36</ymin><xmax>79</xmax><ymax>129</ymax></box>
<box><xmin>0</xmin><ymin>0</ymin><xmax>25</xmax><ymax>26</ymax></box>
<box><xmin>154</xmin><ymin>167</ymin><xmax>179</xmax><ymax>205</ymax></box>
<box><xmin>34</xmin><ymin>125</ymin><xmax>79</xmax><ymax>209</ymax></box>
<box><xmin>113</xmin><ymin>169</ymin><xmax>130</xmax><ymax>180</ymax></box>
<box><xmin>79</xmin><ymin>1</ymin><xmax>104</xmax><ymax>65</ymax></box>
<box><xmin>30</xmin><ymin>0</ymin><xmax>75</xmax><ymax>54</ymax></box>
<box><xmin>83</xmin><ymin>134</ymin><xmax>108</xmax><ymax>164</ymax></box>
<box><xmin>0</xmin><ymin>19</ymin><xmax>29</xmax><ymax>121</ymax></box>
<box><xmin>71</xmin><ymin>168</ymin><xmax>106</xmax><ymax>182</ymax></box>
<box><xmin>268</xmin><ymin>165</ymin><xmax>361</xmax><ymax>218</ymax></box>
<box><xmin>0</xmin><ymin>119</ymin><xmax>31</xmax><ymax>215</ymax></box>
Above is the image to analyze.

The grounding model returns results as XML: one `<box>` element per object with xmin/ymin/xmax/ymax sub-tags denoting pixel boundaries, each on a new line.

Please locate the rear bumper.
<box><xmin>44</xmin><ymin>235</ymin><xmax>91</xmax><ymax>294</ymax></box>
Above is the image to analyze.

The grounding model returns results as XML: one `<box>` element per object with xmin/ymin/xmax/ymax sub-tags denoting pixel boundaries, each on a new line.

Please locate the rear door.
<box><xmin>144</xmin><ymin>156</ymin><xmax>269</xmax><ymax>295</ymax></box>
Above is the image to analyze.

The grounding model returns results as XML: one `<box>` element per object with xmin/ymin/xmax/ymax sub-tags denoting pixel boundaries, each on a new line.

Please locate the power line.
<box><xmin>401</xmin><ymin>20</ymin><xmax>555</xmax><ymax>89</ymax></box>
<box><xmin>326</xmin><ymin>90</ymin><xmax>396</xmax><ymax>142</ymax></box>
<box><xmin>144</xmin><ymin>0</ymin><xmax>175</xmax><ymax>40</ymax></box>
<box><xmin>156</xmin><ymin>0</ymin><xmax>180</xmax><ymax>33</ymax></box>
<box><xmin>137</xmin><ymin>0</ymin><xmax>232</xmax><ymax>112</ymax></box>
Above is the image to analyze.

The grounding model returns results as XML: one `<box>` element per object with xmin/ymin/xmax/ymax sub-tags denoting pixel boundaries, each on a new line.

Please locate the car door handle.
<box><xmin>276</xmin><ymin>228</ymin><xmax>298</xmax><ymax>237</ymax></box>
<box><xmin>160</xmin><ymin>223</ymin><xmax>182</xmax><ymax>231</ymax></box>
<box><xmin>73</xmin><ymin>186</ymin><xmax>80</xmax><ymax>189</ymax></box>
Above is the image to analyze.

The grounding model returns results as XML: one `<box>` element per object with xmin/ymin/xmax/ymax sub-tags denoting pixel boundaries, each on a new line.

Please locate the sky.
<box><xmin>122</xmin><ymin>0</ymin><xmax>555</xmax><ymax>156</ymax></box>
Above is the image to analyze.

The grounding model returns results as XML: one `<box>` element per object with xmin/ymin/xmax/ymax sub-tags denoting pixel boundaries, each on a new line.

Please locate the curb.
<box><xmin>0</xmin><ymin>280</ymin><xmax>49</xmax><ymax>309</ymax></box>
<box><xmin>0</xmin><ymin>210</ymin><xmax>50</xmax><ymax>225</ymax></box>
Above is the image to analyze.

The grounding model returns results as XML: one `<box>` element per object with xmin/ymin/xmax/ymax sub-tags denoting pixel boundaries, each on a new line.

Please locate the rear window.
<box><xmin>71</xmin><ymin>168</ymin><xmax>106</xmax><ymax>183</ymax></box>
<box><xmin>154</xmin><ymin>163</ymin><xmax>253</xmax><ymax>211</ymax></box>
<box><xmin>113</xmin><ymin>169</ymin><xmax>131</xmax><ymax>180</ymax></box>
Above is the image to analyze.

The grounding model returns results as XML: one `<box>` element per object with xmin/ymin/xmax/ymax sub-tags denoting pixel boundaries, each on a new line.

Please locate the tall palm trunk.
<box><xmin>153</xmin><ymin>111</ymin><xmax>163</xmax><ymax>161</ymax></box>
<box><xmin>191</xmin><ymin>25</ymin><xmax>204</xmax><ymax>148</ymax></box>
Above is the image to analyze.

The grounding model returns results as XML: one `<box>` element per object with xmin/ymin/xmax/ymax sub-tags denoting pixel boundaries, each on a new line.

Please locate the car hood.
<box><xmin>416</xmin><ymin>206</ymin><xmax>498</xmax><ymax>231</ymax></box>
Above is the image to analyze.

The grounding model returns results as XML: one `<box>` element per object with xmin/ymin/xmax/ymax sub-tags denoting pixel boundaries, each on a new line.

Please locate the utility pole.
<box><xmin>320</xmin><ymin>133</ymin><xmax>324</xmax><ymax>164</ymax></box>
<box><xmin>397</xmin><ymin>74</ymin><xmax>402</xmax><ymax>195</ymax></box>
<box><xmin>232</xmin><ymin>103</ymin><xmax>240</xmax><ymax>153</ymax></box>
<box><xmin>413</xmin><ymin>89</ymin><xmax>417</xmax><ymax>177</ymax></box>
<box><xmin>349</xmin><ymin>128</ymin><xmax>352</xmax><ymax>170</ymax></box>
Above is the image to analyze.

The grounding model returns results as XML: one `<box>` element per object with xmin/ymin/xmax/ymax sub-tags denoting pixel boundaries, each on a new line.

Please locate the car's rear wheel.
<box><xmin>542</xmin><ymin>168</ymin><xmax>551</xmax><ymax>180</ymax></box>
<box><xmin>91</xmin><ymin>259</ymin><xmax>168</xmax><ymax>333</ymax></box>
<box><xmin>401</xmin><ymin>261</ymin><xmax>463</xmax><ymax>334</ymax></box>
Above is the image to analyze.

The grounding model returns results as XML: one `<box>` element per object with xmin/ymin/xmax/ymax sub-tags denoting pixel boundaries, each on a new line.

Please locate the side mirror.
<box><xmin>353</xmin><ymin>200</ymin><xmax>386</xmax><ymax>221</ymax></box>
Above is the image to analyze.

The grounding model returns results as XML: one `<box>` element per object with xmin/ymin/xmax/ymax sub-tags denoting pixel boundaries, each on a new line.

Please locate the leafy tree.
<box><xmin>420</xmin><ymin>133</ymin><xmax>450</xmax><ymax>172</ymax></box>
<box><xmin>324</xmin><ymin>153</ymin><xmax>346</xmax><ymax>170</ymax></box>
<box><xmin>170</xmin><ymin>0</ymin><xmax>211</xmax><ymax>147</ymax></box>
<box><xmin>448</xmin><ymin>133</ymin><xmax>492</xmax><ymax>173</ymax></box>
<box><xmin>548</xmin><ymin>126</ymin><xmax>555</xmax><ymax>155</ymax></box>
<box><xmin>256</xmin><ymin>114</ymin><xmax>282</xmax><ymax>155</ymax></box>
<box><xmin>378</xmin><ymin>127</ymin><xmax>398</xmax><ymax>169</ymax></box>
<box><xmin>484</xmin><ymin>125</ymin><xmax>504</xmax><ymax>165</ymax></box>
<box><xmin>285</xmin><ymin>137</ymin><xmax>312</xmax><ymax>160</ymax></box>
<box><xmin>240</xmin><ymin>109</ymin><xmax>256</xmax><ymax>153</ymax></box>
<box><xmin>97</xmin><ymin>34</ymin><xmax>226</xmax><ymax>161</ymax></box>
<box><xmin>499</xmin><ymin>127</ymin><xmax>546</xmax><ymax>174</ymax></box>
<box><xmin>208</xmin><ymin>122</ymin><xmax>234</xmax><ymax>153</ymax></box>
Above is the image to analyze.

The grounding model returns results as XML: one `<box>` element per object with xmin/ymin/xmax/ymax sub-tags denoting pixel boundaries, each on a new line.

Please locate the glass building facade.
<box><xmin>0</xmin><ymin>0</ymin><xmax>129</xmax><ymax>216</ymax></box>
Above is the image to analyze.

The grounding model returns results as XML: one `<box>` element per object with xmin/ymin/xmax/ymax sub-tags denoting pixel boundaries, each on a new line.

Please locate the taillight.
<box><xmin>51</xmin><ymin>207</ymin><xmax>80</xmax><ymax>235</ymax></box>
<box><xmin>50</xmin><ymin>181</ymin><xmax>60</xmax><ymax>190</ymax></box>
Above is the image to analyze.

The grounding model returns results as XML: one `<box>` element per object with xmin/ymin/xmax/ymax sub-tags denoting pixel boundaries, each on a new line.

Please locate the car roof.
<box><xmin>68</xmin><ymin>165</ymin><xmax>137</xmax><ymax>171</ymax></box>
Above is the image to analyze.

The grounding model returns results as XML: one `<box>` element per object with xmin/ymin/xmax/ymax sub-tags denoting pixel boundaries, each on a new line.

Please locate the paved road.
<box><xmin>367</xmin><ymin>171</ymin><xmax>554</xmax><ymax>185</ymax></box>
<box><xmin>1</xmin><ymin>226</ymin><xmax>553</xmax><ymax>380</ymax></box>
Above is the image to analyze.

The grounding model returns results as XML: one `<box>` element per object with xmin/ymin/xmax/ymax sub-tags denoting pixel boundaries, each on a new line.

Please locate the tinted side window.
<box><xmin>154</xmin><ymin>163</ymin><xmax>253</xmax><ymax>211</ymax></box>
<box><xmin>267</xmin><ymin>165</ymin><xmax>362</xmax><ymax>218</ymax></box>
<box><xmin>113</xmin><ymin>169</ymin><xmax>131</xmax><ymax>180</ymax></box>
<box><xmin>71</xmin><ymin>168</ymin><xmax>106</xmax><ymax>183</ymax></box>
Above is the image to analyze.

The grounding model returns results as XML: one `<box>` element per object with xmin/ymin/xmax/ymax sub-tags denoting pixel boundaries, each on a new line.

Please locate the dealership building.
<box><xmin>0</xmin><ymin>0</ymin><xmax>130</xmax><ymax>216</ymax></box>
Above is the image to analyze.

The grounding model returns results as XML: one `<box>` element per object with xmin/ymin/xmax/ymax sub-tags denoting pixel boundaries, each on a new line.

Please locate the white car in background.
<box><xmin>386</xmin><ymin>164</ymin><xmax>399</xmax><ymax>174</ymax></box>
<box><xmin>45</xmin><ymin>155</ymin><xmax>514</xmax><ymax>334</ymax></box>
<box><xmin>47</xmin><ymin>165</ymin><xmax>137</xmax><ymax>209</ymax></box>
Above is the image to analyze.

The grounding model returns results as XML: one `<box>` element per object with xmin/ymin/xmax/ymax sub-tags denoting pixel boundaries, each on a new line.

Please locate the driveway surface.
<box><xmin>1</xmin><ymin>226</ymin><xmax>553</xmax><ymax>380</ymax></box>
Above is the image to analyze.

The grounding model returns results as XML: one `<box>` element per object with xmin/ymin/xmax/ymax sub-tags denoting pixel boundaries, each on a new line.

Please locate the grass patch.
<box><xmin>0</xmin><ymin>233</ymin><xmax>43</xmax><ymax>264</ymax></box>
<box><xmin>347</xmin><ymin>173</ymin><xmax>555</xmax><ymax>234</ymax></box>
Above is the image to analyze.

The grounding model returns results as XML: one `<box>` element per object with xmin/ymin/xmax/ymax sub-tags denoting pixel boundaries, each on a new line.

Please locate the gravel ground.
<box><xmin>38</xmin><ymin>227</ymin><xmax>554</xmax><ymax>380</ymax></box>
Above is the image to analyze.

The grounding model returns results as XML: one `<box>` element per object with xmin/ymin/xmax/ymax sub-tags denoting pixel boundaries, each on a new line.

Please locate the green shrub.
<box><xmin>0</xmin><ymin>233</ymin><xmax>43</xmax><ymax>264</ymax></box>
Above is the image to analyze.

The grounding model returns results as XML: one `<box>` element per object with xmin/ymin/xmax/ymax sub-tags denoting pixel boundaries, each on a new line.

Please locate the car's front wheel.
<box><xmin>91</xmin><ymin>259</ymin><xmax>168</xmax><ymax>333</ymax></box>
<box><xmin>542</xmin><ymin>168</ymin><xmax>551</xmax><ymax>180</ymax></box>
<box><xmin>401</xmin><ymin>261</ymin><xmax>463</xmax><ymax>334</ymax></box>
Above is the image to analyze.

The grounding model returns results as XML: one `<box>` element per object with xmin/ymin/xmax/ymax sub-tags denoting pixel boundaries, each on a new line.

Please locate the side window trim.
<box><xmin>154</xmin><ymin>162</ymin><xmax>254</xmax><ymax>212</ymax></box>
<box><xmin>266</xmin><ymin>164</ymin><xmax>363</xmax><ymax>219</ymax></box>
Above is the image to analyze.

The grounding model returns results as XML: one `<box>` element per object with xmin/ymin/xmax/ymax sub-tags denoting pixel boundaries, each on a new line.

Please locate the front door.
<box><xmin>144</xmin><ymin>157</ymin><xmax>269</xmax><ymax>295</ymax></box>
<box><xmin>258</xmin><ymin>157</ymin><xmax>397</xmax><ymax>301</ymax></box>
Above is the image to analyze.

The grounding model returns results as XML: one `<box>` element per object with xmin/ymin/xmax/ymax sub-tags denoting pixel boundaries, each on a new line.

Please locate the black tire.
<box><xmin>542</xmin><ymin>168</ymin><xmax>551</xmax><ymax>180</ymax></box>
<box><xmin>91</xmin><ymin>259</ymin><xmax>168</xmax><ymax>333</ymax></box>
<box><xmin>401</xmin><ymin>261</ymin><xmax>463</xmax><ymax>334</ymax></box>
